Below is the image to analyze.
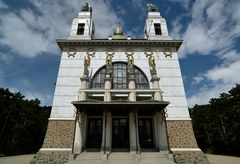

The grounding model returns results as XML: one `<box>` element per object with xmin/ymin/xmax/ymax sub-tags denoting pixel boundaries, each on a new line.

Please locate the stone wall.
<box><xmin>172</xmin><ymin>151</ymin><xmax>209</xmax><ymax>164</ymax></box>
<box><xmin>166</xmin><ymin>120</ymin><xmax>209</xmax><ymax>163</ymax></box>
<box><xmin>166</xmin><ymin>120</ymin><xmax>198</xmax><ymax>148</ymax></box>
<box><xmin>30</xmin><ymin>151</ymin><xmax>70</xmax><ymax>164</ymax></box>
<box><xmin>42</xmin><ymin>120</ymin><xmax>75</xmax><ymax>148</ymax></box>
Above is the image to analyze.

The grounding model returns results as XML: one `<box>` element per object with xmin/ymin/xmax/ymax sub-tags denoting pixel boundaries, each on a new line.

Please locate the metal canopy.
<box><xmin>72</xmin><ymin>100</ymin><xmax>169</xmax><ymax>113</ymax></box>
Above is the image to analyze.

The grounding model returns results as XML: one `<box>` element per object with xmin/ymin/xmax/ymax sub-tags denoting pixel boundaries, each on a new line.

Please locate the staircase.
<box><xmin>67</xmin><ymin>152</ymin><xmax>175</xmax><ymax>164</ymax></box>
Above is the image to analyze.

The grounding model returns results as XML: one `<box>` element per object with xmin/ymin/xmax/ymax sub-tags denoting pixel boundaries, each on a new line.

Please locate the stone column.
<box><xmin>128</xmin><ymin>77</ymin><xmax>136</xmax><ymax>101</ymax></box>
<box><xmin>79</xmin><ymin>75</ymin><xmax>89</xmax><ymax>101</ymax></box>
<box><xmin>101</xmin><ymin>111</ymin><xmax>112</xmax><ymax>158</ymax></box>
<box><xmin>73</xmin><ymin>112</ymin><xmax>87</xmax><ymax>154</ymax></box>
<box><xmin>151</xmin><ymin>75</ymin><xmax>169</xmax><ymax>152</ymax></box>
<box><xmin>104</xmin><ymin>75</ymin><xmax>112</xmax><ymax>102</ymax></box>
<box><xmin>101</xmin><ymin>112</ymin><xmax>106</xmax><ymax>153</ymax></box>
<box><xmin>73</xmin><ymin>116</ymin><xmax>81</xmax><ymax>154</ymax></box>
<box><xmin>151</xmin><ymin>76</ymin><xmax>163</xmax><ymax>101</ymax></box>
<box><xmin>105</xmin><ymin>111</ymin><xmax>112</xmax><ymax>154</ymax></box>
<box><xmin>72</xmin><ymin>75</ymin><xmax>89</xmax><ymax>155</ymax></box>
<box><xmin>155</xmin><ymin>112</ymin><xmax>168</xmax><ymax>151</ymax></box>
<box><xmin>129</xmin><ymin>111</ymin><xmax>140</xmax><ymax>154</ymax></box>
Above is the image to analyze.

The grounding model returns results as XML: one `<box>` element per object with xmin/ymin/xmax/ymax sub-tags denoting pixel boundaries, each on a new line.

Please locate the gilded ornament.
<box><xmin>83</xmin><ymin>48</ymin><xmax>95</xmax><ymax>77</ymax></box>
<box><xmin>144</xmin><ymin>48</ymin><xmax>153</xmax><ymax>57</ymax></box>
<box><xmin>106</xmin><ymin>48</ymin><xmax>115</xmax><ymax>55</ymax></box>
<box><xmin>148</xmin><ymin>55</ymin><xmax>157</xmax><ymax>77</ymax></box>
<box><xmin>164</xmin><ymin>48</ymin><xmax>172</xmax><ymax>58</ymax></box>
<box><xmin>87</xmin><ymin>48</ymin><xmax>95</xmax><ymax>56</ymax></box>
<box><xmin>126</xmin><ymin>52</ymin><xmax>134</xmax><ymax>77</ymax></box>
<box><xmin>106</xmin><ymin>49</ymin><xmax>114</xmax><ymax>75</ymax></box>
<box><xmin>67</xmin><ymin>48</ymin><xmax>77</xmax><ymax>58</ymax></box>
<box><xmin>125</xmin><ymin>48</ymin><xmax>134</xmax><ymax>56</ymax></box>
<box><xmin>83</xmin><ymin>56</ymin><xmax>90</xmax><ymax>77</ymax></box>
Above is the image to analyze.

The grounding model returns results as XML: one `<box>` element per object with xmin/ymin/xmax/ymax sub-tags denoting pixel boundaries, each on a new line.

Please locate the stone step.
<box><xmin>75</xmin><ymin>152</ymin><xmax>102</xmax><ymax>160</ymax></box>
<box><xmin>67</xmin><ymin>152</ymin><xmax>175</xmax><ymax>164</ymax></box>
<box><xmin>140</xmin><ymin>152</ymin><xmax>166</xmax><ymax>158</ymax></box>
<box><xmin>108</xmin><ymin>152</ymin><xmax>136</xmax><ymax>160</ymax></box>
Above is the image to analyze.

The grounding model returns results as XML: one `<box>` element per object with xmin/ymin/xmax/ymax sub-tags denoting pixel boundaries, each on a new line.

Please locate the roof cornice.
<box><xmin>56</xmin><ymin>39</ymin><xmax>183</xmax><ymax>51</ymax></box>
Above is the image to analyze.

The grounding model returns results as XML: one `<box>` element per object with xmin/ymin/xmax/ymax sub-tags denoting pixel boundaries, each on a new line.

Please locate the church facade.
<box><xmin>32</xmin><ymin>3</ymin><xmax>209</xmax><ymax>164</ymax></box>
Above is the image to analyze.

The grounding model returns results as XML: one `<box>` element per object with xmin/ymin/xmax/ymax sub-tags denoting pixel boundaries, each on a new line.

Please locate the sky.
<box><xmin>0</xmin><ymin>0</ymin><xmax>240</xmax><ymax>107</ymax></box>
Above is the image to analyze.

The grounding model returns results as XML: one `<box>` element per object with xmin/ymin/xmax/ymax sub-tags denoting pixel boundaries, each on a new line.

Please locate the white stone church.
<box><xmin>32</xmin><ymin>3</ymin><xmax>209</xmax><ymax>164</ymax></box>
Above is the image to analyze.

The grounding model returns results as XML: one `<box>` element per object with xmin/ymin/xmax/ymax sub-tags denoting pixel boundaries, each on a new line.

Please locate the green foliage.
<box><xmin>190</xmin><ymin>84</ymin><xmax>240</xmax><ymax>156</ymax></box>
<box><xmin>0</xmin><ymin>88</ymin><xmax>51</xmax><ymax>156</ymax></box>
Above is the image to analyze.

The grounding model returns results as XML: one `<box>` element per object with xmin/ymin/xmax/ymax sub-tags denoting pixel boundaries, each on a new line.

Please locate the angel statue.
<box><xmin>148</xmin><ymin>56</ymin><xmax>157</xmax><ymax>77</ymax></box>
<box><xmin>127</xmin><ymin>55</ymin><xmax>134</xmax><ymax>77</ymax></box>
<box><xmin>81</xmin><ymin>3</ymin><xmax>92</xmax><ymax>12</ymax></box>
<box><xmin>83</xmin><ymin>55</ymin><xmax>90</xmax><ymax>77</ymax></box>
<box><xmin>147</xmin><ymin>3</ymin><xmax>158</xmax><ymax>12</ymax></box>
<box><xmin>106</xmin><ymin>54</ymin><xmax>113</xmax><ymax>75</ymax></box>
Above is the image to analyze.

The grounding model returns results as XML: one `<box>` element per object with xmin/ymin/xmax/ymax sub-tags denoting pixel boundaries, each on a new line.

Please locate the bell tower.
<box><xmin>144</xmin><ymin>4</ymin><xmax>171</xmax><ymax>40</ymax></box>
<box><xmin>69</xmin><ymin>3</ymin><xmax>94</xmax><ymax>40</ymax></box>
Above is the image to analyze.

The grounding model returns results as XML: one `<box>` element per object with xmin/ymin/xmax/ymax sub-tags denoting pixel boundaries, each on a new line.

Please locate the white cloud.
<box><xmin>172</xmin><ymin>0</ymin><xmax>240</xmax><ymax>57</ymax></box>
<box><xmin>170</xmin><ymin>0</ymin><xmax>240</xmax><ymax>106</ymax></box>
<box><xmin>206</xmin><ymin>60</ymin><xmax>240</xmax><ymax>84</ymax></box>
<box><xmin>25</xmin><ymin>91</ymin><xmax>52</xmax><ymax>105</ymax></box>
<box><xmin>0</xmin><ymin>0</ymin><xmax>7</xmax><ymax>9</ymax></box>
<box><xmin>0</xmin><ymin>0</ymin><xmax>120</xmax><ymax>58</ymax></box>
<box><xmin>187</xmin><ymin>82</ymin><xmax>233</xmax><ymax>107</ymax></box>
<box><xmin>192</xmin><ymin>75</ymin><xmax>204</xmax><ymax>84</ymax></box>
<box><xmin>188</xmin><ymin>50</ymin><xmax>240</xmax><ymax>107</ymax></box>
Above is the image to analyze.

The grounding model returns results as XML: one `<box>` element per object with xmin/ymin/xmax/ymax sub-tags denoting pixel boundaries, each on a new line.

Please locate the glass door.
<box><xmin>87</xmin><ymin>118</ymin><xmax>102</xmax><ymax>148</ymax></box>
<box><xmin>138</xmin><ymin>118</ymin><xmax>154</xmax><ymax>148</ymax></box>
<box><xmin>112</xmin><ymin>118</ymin><xmax>129</xmax><ymax>149</ymax></box>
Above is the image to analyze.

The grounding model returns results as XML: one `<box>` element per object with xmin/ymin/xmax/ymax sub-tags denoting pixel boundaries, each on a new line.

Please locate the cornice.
<box><xmin>56</xmin><ymin>39</ymin><xmax>183</xmax><ymax>51</ymax></box>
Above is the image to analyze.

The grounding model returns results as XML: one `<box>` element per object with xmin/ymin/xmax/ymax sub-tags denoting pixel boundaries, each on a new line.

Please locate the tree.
<box><xmin>0</xmin><ymin>88</ymin><xmax>51</xmax><ymax>156</ymax></box>
<box><xmin>190</xmin><ymin>84</ymin><xmax>240</xmax><ymax>156</ymax></box>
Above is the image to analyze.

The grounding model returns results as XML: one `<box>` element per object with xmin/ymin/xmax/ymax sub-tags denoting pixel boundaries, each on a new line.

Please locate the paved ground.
<box><xmin>0</xmin><ymin>154</ymin><xmax>34</xmax><ymax>164</ymax></box>
<box><xmin>207</xmin><ymin>154</ymin><xmax>240</xmax><ymax>164</ymax></box>
<box><xmin>0</xmin><ymin>154</ymin><xmax>240</xmax><ymax>164</ymax></box>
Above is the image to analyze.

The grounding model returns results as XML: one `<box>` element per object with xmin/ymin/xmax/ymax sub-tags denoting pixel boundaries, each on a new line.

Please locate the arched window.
<box><xmin>91</xmin><ymin>62</ymin><xmax>149</xmax><ymax>89</ymax></box>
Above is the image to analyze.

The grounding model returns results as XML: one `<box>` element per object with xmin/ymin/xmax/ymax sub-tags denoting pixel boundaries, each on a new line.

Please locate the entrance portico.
<box><xmin>72</xmin><ymin>100</ymin><xmax>169</xmax><ymax>155</ymax></box>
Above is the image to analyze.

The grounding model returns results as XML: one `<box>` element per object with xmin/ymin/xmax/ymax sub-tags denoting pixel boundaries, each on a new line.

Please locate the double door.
<box><xmin>87</xmin><ymin>118</ymin><xmax>102</xmax><ymax>148</ymax></box>
<box><xmin>112</xmin><ymin>118</ymin><xmax>129</xmax><ymax>149</ymax></box>
<box><xmin>86</xmin><ymin>118</ymin><xmax>154</xmax><ymax>149</ymax></box>
<box><xmin>138</xmin><ymin>118</ymin><xmax>154</xmax><ymax>148</ymax></box>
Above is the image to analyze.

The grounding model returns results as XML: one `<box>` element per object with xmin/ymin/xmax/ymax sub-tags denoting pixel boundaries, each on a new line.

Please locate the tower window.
<box><xmin>77</xmin><ymin>23</ymin><xmax>85</xmax><ymax>35</ymax></box>
<box><xmin>154</xmin><ymin>23</ymin><xmax>162</xmax><ymax>35</ymax></box>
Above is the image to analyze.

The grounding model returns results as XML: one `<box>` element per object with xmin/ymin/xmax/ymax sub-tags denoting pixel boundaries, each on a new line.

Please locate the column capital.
<box><xmin>150</xmin><ymin>75</ymin><xmax>160</xmax><ymax>82</ymax></box>
<box><xmin>80</xmin><ymin>75</ymin><xmax>89</xmax><ymax>82</ymax></box>
<box><xmin>104</xmin><ymin>77</ymin><xmax>112</xmax><ymax>82</ymax></box>
<box><xmin>128</xmin><ymin>76</ymin><xmax>136</xmax><ymax>82</ymax></box>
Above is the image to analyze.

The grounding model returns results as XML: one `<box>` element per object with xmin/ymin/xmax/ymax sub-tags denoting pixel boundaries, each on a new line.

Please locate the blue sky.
<box><xmin>0</xmin><ymin>0</ymin><xmax>240</xmax><ymax>107</ymax></box>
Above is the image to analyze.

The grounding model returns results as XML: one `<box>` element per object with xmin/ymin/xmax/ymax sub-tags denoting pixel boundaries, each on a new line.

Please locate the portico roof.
<box><xmin>72</xmin><ymin>99</ymin><xmax>169</xmax><ymax>113</ymax></box>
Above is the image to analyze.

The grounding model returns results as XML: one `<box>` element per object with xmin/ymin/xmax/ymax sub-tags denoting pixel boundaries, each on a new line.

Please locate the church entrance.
<box><xmin>87</xmin><ymin>118</ymin><xmax>102</xmax><ymax>148</ymax></box>
<box><xmin>112</xmin><ymin>118</ymin><xmax>129</xmax><ymax>149</ymax></box>
<box><xmin>138</xmin><ymin>118</ymin><xmax>154</xmax><ymax>148</ymax></box>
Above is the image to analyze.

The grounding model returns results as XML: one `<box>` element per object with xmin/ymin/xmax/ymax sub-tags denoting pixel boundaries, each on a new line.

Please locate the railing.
<box><xmin>77</xmin><ymin>89</ymin><xmax>163</xmax><ymax>101</ymax></box>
